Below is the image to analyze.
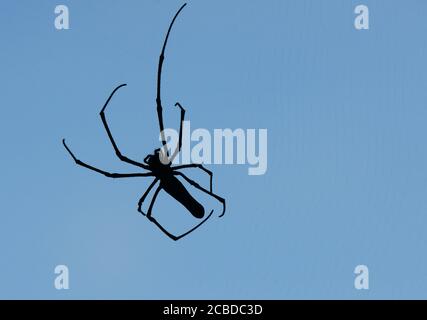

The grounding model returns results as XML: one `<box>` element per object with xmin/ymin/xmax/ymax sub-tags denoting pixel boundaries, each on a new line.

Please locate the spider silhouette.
<box><xmin>62</xmin><ymin>3</ymin><xmax>225</xmax><ymax>241</ymax></box>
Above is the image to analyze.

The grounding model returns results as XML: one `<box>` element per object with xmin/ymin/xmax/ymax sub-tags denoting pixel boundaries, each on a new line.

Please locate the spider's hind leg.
<box><xmin>137</xmin><ymin>178</ymin><xmax>159</xmax><ymax>216</ymax></box>
<box><xmin>174</xmin><ymin>171</ymin><xmax>226</xmax><ymax>217</ymax></box>
<box><xmin>144</xmin><ymin>185</ymin><xmax>180</xmax><ymax>241</ymax></box>
<box><xmin>144</xmin><ymin>184</ymin><xmax>214</xmax><ymax>241</ymax></box>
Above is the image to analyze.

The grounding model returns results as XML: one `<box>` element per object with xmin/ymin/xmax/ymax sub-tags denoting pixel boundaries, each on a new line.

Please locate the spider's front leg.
<box><xmin>99</xmin><ymin>84</ymin><xmax>150</xmax><ymax>170</ymax></box>
<box><xmin>62</xmin><ymin>139</ymin><xmax>153</xmax><ymax>179</ymax></box>
<box><xmin>166</xmin><ymin>102</ymin><xmax>186</xmax><ymax>163</ymax></box>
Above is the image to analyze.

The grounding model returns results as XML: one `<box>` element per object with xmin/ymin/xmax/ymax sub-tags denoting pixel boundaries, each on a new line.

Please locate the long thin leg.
<box><xmin>63</xmin><ymin>140</ymin><xmax>153</xmax><ymax>178</ymax></box>
<box><xmin>174</xmin><ymin>172</ymin><xmax>226</xmax><ymax>217</ymax></box>
<box><xmin>172</xmin><ymin>164</ymin><xmax>213</xmax><ymax>192</ymax></box>
<box><xmin>168</xmin><ymin>102</ymin><xmax>185</xmax><ymax>163</ymax></box>
<box><xmin>146</xmin><ymin>186</ymin><xmax>161</xmax><ymax>220</ymax></box>
<box><xmin>99</xmin><ymin>84</ymin><xmax>150</xmax><ymax>170</ymax></box>
<box><xmin>144</xmin><ymin>186</ymin><xmax>180</xmax><ymax>240</ymax></box>
<box><xmin>145</xmin><ymin>185</ymin><xmax>215</xmax><ymax>241</ymax></box>
<box><xmin>137</xmin><ymin>178</ymin><xmax>159</xmax><ymax>216</ymax></box>
<box><xmin>157</xmin><ymin>3</ymin><xmax>187</xmax><ymax>157</ymax></box>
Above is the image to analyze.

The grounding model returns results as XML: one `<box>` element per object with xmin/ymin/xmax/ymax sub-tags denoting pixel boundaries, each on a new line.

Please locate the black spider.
<box><xmin>62</xmin><ymin>3</ymin><xmax>225</xmax><ymax>240</ymax></box>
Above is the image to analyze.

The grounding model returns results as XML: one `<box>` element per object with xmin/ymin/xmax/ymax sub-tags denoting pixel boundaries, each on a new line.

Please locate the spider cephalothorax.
<box><xmin>144</xmin><ymin>149</ymin><xmax>166</xmax><ymax>168</ymax></box>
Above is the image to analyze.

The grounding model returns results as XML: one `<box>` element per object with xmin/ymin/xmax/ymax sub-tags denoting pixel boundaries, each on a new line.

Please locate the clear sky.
<box><xmin>1</xmin><ymin>0</ymin><xmax>427</xmax><ymax>299</ymax></box>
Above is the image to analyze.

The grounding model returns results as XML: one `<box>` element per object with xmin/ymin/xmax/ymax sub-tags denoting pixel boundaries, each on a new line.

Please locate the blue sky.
<box><xmin>1</xmin><ymin>0</ymin><xmax>427</xmax><ymax>299</ymax></box>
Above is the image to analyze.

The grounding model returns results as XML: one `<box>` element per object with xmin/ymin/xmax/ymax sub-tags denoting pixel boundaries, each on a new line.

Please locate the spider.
<box><xmin>62</xmin><ymin>3</ymin><xmax>226</xmax><ymax>241</ymax></box>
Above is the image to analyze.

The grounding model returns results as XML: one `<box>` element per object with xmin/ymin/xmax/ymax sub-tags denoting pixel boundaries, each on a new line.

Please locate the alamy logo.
<box><xmin>62</xmin><ymin>3</ymin><xmax>266</xmax><ymax>240</ymax></box>
<box><xmin>160</xmin><ymin>121</ymin><xmax>267</xmax><ymax>176</ymax></box>
<box><xmin>54</xmin><ymin>5</ymin><xmax>69</xmax><ymax>30</ymax></box>
<box><xmin>54</xmin><ymin>265</ymin><xmax>69</xmax><ymax>290</ymax></box>
<box><xmin>354</xmin><ymin>265</ymin><xmax>369</xmax><ymax>290</ymax></box>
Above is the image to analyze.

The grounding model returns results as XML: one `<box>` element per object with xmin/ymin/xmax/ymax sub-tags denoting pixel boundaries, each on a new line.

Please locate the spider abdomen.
<box><xmin>160</xmin><ymin>175</ymin><xmax>205</xmax><ymax>219</ymax></box>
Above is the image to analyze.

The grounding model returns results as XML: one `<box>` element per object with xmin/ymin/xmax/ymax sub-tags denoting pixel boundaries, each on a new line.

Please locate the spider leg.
<box><xmin>174</xmin><ymin>171</ymin><xmax>226</xmax><ymax>217</ymax></box>
<box><xmin>168</xmin><ymin>102</ymin><xmax>185</xmax><ymax>163</ymax></box>
<box><xmin>172</xmin><ymin>163</ymin><xmax>213</xmax><ymax>192</ymax></box>
<box><xmin>156</xmin><ymin>3</ymin><xmax>187</xmax><ymax>159</ymax></box>
<box><xmin>63</xmin><ymin>139</ymin><xmax>153</xmax><ymax>178</ymax></box>
<box><xmin>145</xmin><ymin>184</ymin><xmax>214</xmax><ymax>241</ymax></box>
<box><xmin>144</xmin><ymin>186</ymin><xmax>179</xmax><ymax>240</ymax></box>
<box><xmin>174</xmin><ymin>209</ymin><xmax>214</xmax><ymax>240</ymax></box>
<box><xmin>137</xmin><ymin>178</ymin><xmax>159</xmax><ymax>216</ymax></box>
<box><xmin>99</xmin><ymin>84</ymin><xmax>150</xmax><ymax>170</ymax></box>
